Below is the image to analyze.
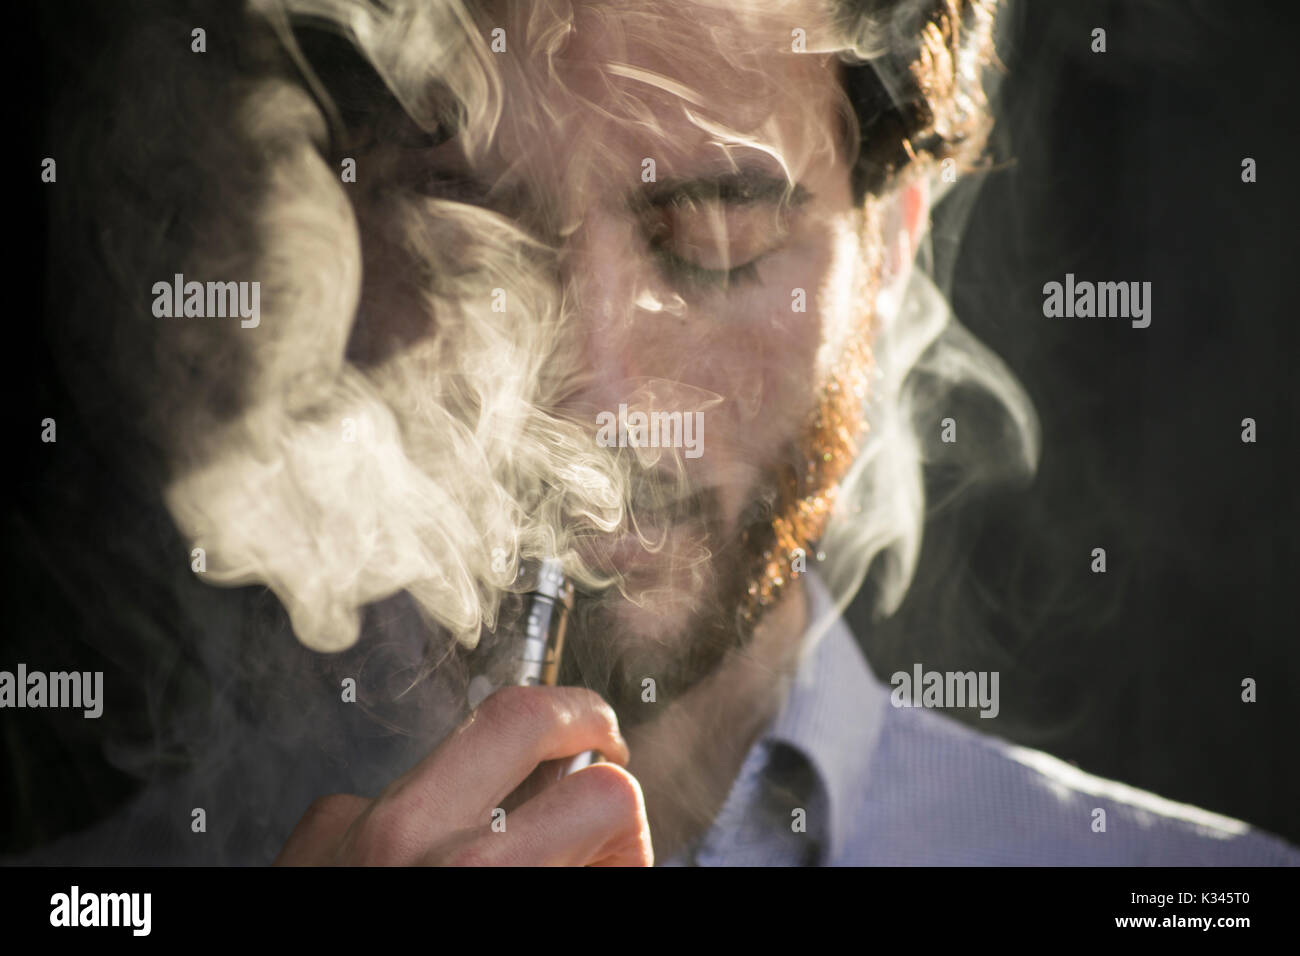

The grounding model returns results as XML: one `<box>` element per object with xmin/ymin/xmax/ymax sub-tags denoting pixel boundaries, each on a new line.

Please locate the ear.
<box><xmin>878</xmin><ymin>177</ymin><xmax>931</xmax><ymax>309</ymax></box>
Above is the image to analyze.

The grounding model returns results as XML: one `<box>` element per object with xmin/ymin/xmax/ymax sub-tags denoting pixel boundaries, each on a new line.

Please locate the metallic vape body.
<box><xmin>518</xmin><ymin>557</ymin><xmax>598</xmax><ymax>775</ymax></box>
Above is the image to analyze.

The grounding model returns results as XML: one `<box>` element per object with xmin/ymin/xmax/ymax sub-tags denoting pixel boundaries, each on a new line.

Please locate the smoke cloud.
<box><xmin>27</xmin><ymin>0</ymin><xmax>1038</xmax><ymax>861</ymax></box>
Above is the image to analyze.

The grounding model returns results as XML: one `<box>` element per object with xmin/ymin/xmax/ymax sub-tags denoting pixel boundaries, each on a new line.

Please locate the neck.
<box><xmin>623</xmin><ymin>577</ymin><xmax>811</xmax><ymax>862</ymax></box>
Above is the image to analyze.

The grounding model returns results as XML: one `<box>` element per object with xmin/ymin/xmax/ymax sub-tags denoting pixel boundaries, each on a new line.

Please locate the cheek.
<box><xmin>612</xmin><ymin>280</ymin><xmax>820</xmax><ymax>475</ymax></box>
<box><xmin>612</xmin><ymin>218</ymin><xmax>856</xmax><ymax>526</ymax></box>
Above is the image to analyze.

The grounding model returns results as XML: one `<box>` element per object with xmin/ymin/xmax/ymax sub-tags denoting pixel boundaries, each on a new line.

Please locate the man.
<box><xmin>28</xmin><ymin>0</ymin><xmax>1299</xmax><ymax>865</ymax></box>
<box><xmin>262</xmin><ymin>0</ymin><xmax>1297</xmax><ymax>865</ymax></box>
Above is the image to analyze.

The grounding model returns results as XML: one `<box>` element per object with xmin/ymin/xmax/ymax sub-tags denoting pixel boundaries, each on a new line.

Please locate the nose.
<box><xmin>556</xmin><ymin>208</ymin><xmax>650</xmax><ymax>416</ymax></box>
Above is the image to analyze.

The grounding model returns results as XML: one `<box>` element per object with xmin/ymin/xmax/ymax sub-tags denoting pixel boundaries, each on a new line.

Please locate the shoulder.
<box><xmin>835</xmin><ymin>697</ymin><xmax>1300</xmax><ymax>866</ymax></box>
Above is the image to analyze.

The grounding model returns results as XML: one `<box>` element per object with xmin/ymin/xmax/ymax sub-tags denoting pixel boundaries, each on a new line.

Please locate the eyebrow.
<box><xmin>638</xmin><ymin>170</ymin><xmax>812</xmax><ymax>209</ymax></box>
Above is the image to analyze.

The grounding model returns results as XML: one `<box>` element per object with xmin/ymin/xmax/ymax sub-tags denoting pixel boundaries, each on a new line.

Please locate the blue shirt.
<box><xmin>665</xmin><ymin>576</ymin><xmax>1300</xmax><ymax>866</ymax></box>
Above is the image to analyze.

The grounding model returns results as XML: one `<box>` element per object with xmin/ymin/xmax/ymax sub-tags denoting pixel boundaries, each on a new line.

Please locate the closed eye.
<box><xmin>648</xmin><ymin>241</ymin><xmax>765</xmax><ymax>291</ymax></box>
<box><xmin>634</xmin><ymin>172</ymin><xmax>810</xmax><ymax>293</ymax></box>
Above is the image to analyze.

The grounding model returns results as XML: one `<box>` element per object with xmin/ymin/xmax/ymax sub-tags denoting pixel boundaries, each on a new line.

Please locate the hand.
<box><xmin>274</xmin><ymin>685</ymin><xmax>653</xmax><ymax>866</ymax></box>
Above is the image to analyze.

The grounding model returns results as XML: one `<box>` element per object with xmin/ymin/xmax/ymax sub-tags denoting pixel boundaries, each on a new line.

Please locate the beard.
<box><xmin>559</xmin><ymin>479</ymin><xmax>764</xmax><ymax>724</ymax></box>
<box><xmin>553</xmin><ymin>305</ymin><xmax>879</xmax><ymax>726</ymax></box>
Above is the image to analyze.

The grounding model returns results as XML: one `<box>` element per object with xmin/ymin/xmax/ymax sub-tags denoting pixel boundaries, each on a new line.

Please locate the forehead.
<box><xmin>470</xmin><ymin>0</ymin><xmax>848</xmax><ymax>199</ymax></box>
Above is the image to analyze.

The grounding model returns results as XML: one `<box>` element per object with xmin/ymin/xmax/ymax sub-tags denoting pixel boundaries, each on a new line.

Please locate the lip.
<box><xmin>613</xmin><ymin>529</ymin><xmax>672</xmax><ymax>568</ymax></box>
<box><xmin>576</xmin><ymin>522</ymin><xmax>676</xmax><ymax>578</ymax></box>
<box><xmin>574</xmin><ymin>483</ymin><xmax>715</xmax><ymax>577</ymax></box>
<box><xmin>609</xmin><ymin>527</ymin><xmax>670</xmax><ymax>569</ymax></box>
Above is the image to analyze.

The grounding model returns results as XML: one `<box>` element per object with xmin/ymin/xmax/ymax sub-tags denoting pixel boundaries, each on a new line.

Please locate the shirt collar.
<box><xmin>761</xmin><ymin>571</ymin><xmax>889</xmax><ymax>863</ymax></box>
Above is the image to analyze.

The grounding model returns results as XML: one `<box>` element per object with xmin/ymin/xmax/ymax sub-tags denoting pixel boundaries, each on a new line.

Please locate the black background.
<box><xmin>855</xmin><ymin>0</ymin><xmax>1300</xmax><ymax>843</ymax></box>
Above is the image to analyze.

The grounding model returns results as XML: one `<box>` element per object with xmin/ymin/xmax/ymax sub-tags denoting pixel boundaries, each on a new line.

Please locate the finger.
<box><xmin>500</xmin><ymin>758</ymin><xmax>566</xmax><ymax>814</ymax></box>
<box><xmin>274</xmin><ymin>794</ymin><xmax>370</xmax><ymax>866</ymax></box>
<box><xmin>427</xmin><ymin>762</ymin><xmax>652</xmax><ymax>867</ymax></box>
<box><xmin>375</xmin><ymin>685</ymin><xmax>629</xmax><ymax>838</ymax></box>
<box><xmin>501</xmin><ymin>750</ymin><xmax>606</xmax><ymax>814</ymax></box>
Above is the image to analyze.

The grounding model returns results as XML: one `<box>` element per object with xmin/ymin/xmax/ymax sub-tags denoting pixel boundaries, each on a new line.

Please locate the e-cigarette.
<box><xmin>517</xmin><ymin>557</ymin><xmax>599</xmax><ymax>776</ymax></box>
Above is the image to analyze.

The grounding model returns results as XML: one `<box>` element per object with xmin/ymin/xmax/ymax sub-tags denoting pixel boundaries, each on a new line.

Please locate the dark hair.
<box><xmin>839</xmin><ymin>0</ymin><xmax>1001</xmax><ymax>200</ymax></box>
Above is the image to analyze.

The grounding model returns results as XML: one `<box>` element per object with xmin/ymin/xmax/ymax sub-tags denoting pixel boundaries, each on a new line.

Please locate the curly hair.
<box><xmin>836</xmin><ymin>0</ymin><xmax>1000</xmax><ymax>198</ymax></box>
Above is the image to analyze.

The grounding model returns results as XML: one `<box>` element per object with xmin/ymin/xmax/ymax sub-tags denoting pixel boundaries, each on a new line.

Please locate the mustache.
<box><xmin>626</xmin><ymin>472</ymin><xmax>712</xmax><ymax>526</ymax></box>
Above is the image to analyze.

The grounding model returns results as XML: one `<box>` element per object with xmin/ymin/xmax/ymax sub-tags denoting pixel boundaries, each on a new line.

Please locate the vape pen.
<box><xmin>517</xmin><ymin>557</ymin><xmax>599</xmax><ymax>776</ymax></box>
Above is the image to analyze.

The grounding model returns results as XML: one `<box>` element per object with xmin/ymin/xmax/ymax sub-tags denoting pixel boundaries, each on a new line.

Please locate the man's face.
<box><xmin>349</xmin><ymin>0</ymin><xmax>881</xmax><ymax>710</ymax></box>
